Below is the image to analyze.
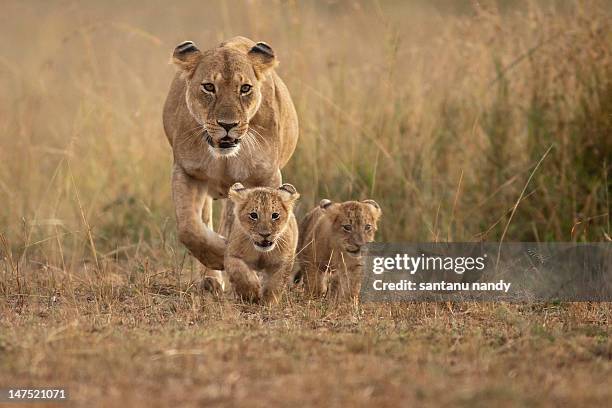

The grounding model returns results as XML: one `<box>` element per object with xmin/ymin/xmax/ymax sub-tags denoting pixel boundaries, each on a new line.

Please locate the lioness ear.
<box><xmin>172</xmin><ymin>41</ymin><xmax>202</xmax><ymax>77</ymax></box>
<box><xmin>248</xmin><ymin>42</ymin><xmax>278</xmax><ymax>79</ymax></box>
<box><xmin>362</xmin><ymin>199</ymin><xmax>382</xmax><ymax>217</ymax></box>
<box><xmin>319</xmin><ymin>199</ymin><xmax>333</xmax><ymax>210</ymax></box>
<box><xmin>228</xmin><ymin>182</ymin><xmax>247</xmax><ymax>202</ymax></box>
<box><xmin>278</xmin><ymin>183</ymin><xmax>299</xmax><ymax>203</ymax></box>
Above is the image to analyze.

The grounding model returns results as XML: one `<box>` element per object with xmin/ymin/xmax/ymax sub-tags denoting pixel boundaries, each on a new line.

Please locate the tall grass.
<box><xmin>0</xmin><ymin>0</ymin><xmax>610</xmax><ymax>274</ymax></box>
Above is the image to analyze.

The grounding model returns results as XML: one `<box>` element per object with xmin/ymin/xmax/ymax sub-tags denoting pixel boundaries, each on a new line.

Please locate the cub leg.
<box><xmin>348</xmin><ymin>265</ymin><xmax>364</xmax><ymax>299</ymax></box>
<box><xmin>225</xmin><ymin>256</ymin><xmax>262</xmax><ymax>302</ymax></box>
<box><xmin>262</xmin><ymin>259</ymin><xmax>294</xmax><ymax>304</ymax></box>
<box><xmin>302</xmin><ymin>263</ymin><xmax>330</xmax><ymax>297</ymax></box>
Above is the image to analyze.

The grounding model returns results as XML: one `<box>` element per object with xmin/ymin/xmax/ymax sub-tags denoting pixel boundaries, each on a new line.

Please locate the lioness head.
<box><xmin>229</xmin><ymin>183</ymin><xmax>299</xmax><ymax>252</ymax></box>
<box><xmin>319</xmin><ymin>199</ymin><xmax>382</xmax><ymax>257</ymax></box>
<box><xmin>172</xmin><ymin>39</ymin><xmax>278</xmax><ymax>158</ymax></box>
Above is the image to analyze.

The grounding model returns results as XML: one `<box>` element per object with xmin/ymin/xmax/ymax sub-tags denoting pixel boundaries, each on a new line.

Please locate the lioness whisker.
<box><xmin>242</xmin><ymin>132</ymin><xmax>256</xmax><ymax>153</ymax></box>
<box><xmin>249</xmin><ymin>128</ymin><xmax>269</xmax><ymax>148</ymax></box>
<box><xmin>245</xmin><ymin>131</ymin><xmax>261</xmax><ymax>152</ymax></box>
<box><xmin>175</xmin><ymin>125</ymin><xmax>206</xmax><ymax>149</ymax></box>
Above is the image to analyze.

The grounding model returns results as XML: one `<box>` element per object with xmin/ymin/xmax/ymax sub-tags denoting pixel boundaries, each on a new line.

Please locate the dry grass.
<box><xmin>2</xmin><ymin>267</ymin><xmax>611</xmax><ymax>407</ymax></box>
<box><xmin>1</xmin><ymin>0</ymin><xmax>611</xmax><ymax>406</ymax></box>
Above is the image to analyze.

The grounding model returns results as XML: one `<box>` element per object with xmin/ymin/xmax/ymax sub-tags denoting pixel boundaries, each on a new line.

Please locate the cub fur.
<box><xmin>296</xmin><ymin>199</ymin><xmax>382</xmax><ymax>300</ymax></box>
<box><xmin>225</xmin><ymin>182</ymin><xmax>299</xmax><ymax>303</ymax></box>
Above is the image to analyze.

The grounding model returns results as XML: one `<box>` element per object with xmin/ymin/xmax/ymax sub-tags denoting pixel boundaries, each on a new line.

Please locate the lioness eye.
<box><xmin>240</xmin><ymin>84</ymin><xmax>252</xmax><ymax>94</ymax></box>
<box><xmin>249</xmin><ymin>212</ymin><xmax>258</xmax><ymax>220</ymax></box>
<box><xmin>365</xmin><ymin>224</ymin><xmax>372</xmax><ymax>231</ymax></box>
<box><xmin>342</xmin><ymin>224</ymin><xmax>352</xmax><ymax>232</ymax></box>
<box><xmin>271</xmin><ymin>212</ymin><xmax>280</xmax><ymax>220</ymax></box>
<box><xmin>202</xmin><ymin>83</ymin><xmax>215</xmax><ymax>93</ymax></box>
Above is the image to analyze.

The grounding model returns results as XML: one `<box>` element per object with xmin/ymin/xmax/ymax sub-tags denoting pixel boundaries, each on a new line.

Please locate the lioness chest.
<box><xmin>179</xmin><ymin>149</ymin><xmax>278</xmax><ymax>199</ymax></box>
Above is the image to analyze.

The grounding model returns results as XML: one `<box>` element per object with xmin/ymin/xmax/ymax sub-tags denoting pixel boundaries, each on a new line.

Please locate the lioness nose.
<box><xmin>218</xmin><ymin>121</ymin><xmax>238</xmax><ymax>132</ymax></box>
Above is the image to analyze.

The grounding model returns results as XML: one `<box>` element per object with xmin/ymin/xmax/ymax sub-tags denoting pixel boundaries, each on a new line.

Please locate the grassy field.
<box><xmin>2</xmin><ymin>278</ymin><xmax>611</xmax><ymax>407</ymax></box>
<box><xmin>0</xmin><ymin>0</ymin><xmax>611</xmax><ymax>406</ymax></box>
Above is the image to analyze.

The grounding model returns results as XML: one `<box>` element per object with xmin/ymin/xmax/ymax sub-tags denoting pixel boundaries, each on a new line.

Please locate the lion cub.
<box><xmin>225</xmin><ymin>182</ymin><xmax>299</xmax><ymax>303</ymax></box>
<box><xmin>295</xmin><ymin>199</ymin><xmax>382</xmax><ymax>300</ymax></box>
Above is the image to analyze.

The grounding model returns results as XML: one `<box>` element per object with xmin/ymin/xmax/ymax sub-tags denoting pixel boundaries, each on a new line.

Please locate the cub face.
<box><xmin>320</xmin><ymin>199</ymin><xmax>382</xmax><ymax>257</ymax></box>
<box><xmin>172</xmin><ymin>40</ymin><xmax>278</xmax><ymax>158</ymax></box>
<box><xmin>229</xmin><ymin>183</ymin><xmax>299</xmax><ymax>252</ymax></box>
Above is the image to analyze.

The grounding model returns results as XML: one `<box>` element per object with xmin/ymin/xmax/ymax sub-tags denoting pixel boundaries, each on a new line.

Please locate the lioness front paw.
<box><xmin>200</xmin><ymin>275</ymin><xmax>224</xmax><ymax>296</ymax></box>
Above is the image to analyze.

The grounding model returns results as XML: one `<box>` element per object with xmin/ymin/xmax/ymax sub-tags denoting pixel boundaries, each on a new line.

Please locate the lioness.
<box><xmin>163</xmin><ymin>37</ymin><xmax>298</xmax><ymax>273</ymax></box>
<box><xmin>225</xmin><ymin>182</ymin><xmax>299</xmax><ymax>303</ymax></box>
<box><xmin>295</xmin><ymin>199</ymin><xmax>382</xmax><ymax>300</ymax></box>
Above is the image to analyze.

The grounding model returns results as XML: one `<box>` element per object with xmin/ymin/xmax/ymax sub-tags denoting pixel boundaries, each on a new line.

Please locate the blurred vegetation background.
<box><xmin>0</xmin><ymin>0</ymin><xmax>610</xmax><ymax>270</ymax></box>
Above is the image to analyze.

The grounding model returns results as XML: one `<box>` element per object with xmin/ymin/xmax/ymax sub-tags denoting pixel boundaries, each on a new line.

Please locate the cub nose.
<box><xmin>351</xmin><ymin>241</ymin><xmax>364</xmax><ymax>250</ymax></box>
<box><xmin>259</xmin><ymin>232</ymin><xmax>271</xmax><ymax>238</ymax></box>
<box><xmin>217</xmin><ymin>121</ymin><xmax>238</xmax><ymax>132</ymax></box>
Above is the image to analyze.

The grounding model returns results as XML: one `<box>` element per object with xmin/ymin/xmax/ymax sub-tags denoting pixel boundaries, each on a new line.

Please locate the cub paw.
<box><xmin>232</xmin><ymin>278</ymin><xmax>263</xmax><ymax>303</ymax></box>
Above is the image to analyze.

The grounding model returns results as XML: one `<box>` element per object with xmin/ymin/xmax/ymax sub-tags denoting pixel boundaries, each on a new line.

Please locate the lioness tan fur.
<box><xmin>225</xmin><ymin>183</ymin><xmax>299</xmax><ymax>303</ymax></box>
<box><xmin>162</xmin><ymin>36</ymin><xmax>298</xmax><ymax>274</ymax></box>
<box><xmin>296</xmin><ymin>199</ymin><xmax>382</xmax><ymax>300</ymax></box>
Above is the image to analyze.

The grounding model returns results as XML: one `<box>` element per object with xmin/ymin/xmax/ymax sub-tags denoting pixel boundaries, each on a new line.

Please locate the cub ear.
<box><xmin>362</xmin><ymin>199</ymin><xmax>382</xmax><ymax>216</ymax></box>
<box><xmin>248</xmin><ymin>42</ymin><xmax>278</xmax><ymax>79</ymax></box>
<box><xmin>319</xmin><ymin>199</ymin><xmax>333</xmax><ymax>210</ymax></box>
<box><xmin>228</xmin><ymin>182</ymin><xmax>247</xmax><ymax>202</ymax></box>
<box><xmin>278</xmin><ymin>183</ymin><xmax>300</xmax><ymax>203</ymax></box>
<box><xmin>172</xmin><ymin>41</ymin><xmax>202</xmax><ymax>76</ymax></box>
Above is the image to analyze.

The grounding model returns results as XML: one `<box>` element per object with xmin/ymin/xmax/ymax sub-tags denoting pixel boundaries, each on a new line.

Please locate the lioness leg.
<box><xmin>172</xmin><ymin>164</ymin><xmax>225</xmax><ymax>270</ymax></box>
<box><xmin>200</xmin><ymin>199</ymin><xmax>235</xmax><ymax>294</ymax></box>
<box><xmin>202</xmin><ymin>195</ymin><xmax>213</xmax><ymax>229</ymax></box>
<box><xmin>199</xmin><ymin>195</ymin><xmax>226</xmax><ymax>294</ymax></box>
<box><xmin>218</xmin><ymin>199</ymin><xmax>235</xmax><ymax>239</ymax></box>
<box><xmin>225</xmin><ymin>256</ymin><xmax>262</xmax><ymax>302</ymax></box>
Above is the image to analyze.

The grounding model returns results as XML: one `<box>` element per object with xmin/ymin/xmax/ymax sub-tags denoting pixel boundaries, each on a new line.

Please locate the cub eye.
<box><xmin>271</xmin><ymin>212</ymin><xmax>280</xmax><ymax>220</ymax></box>
<box><xmin>249</xmin><ymin>212</ymin><xmax>258</xmax><ymax>220</ymax></box>
<box><xmin>202</xmin><ymin>83</ymin><xmax>215</xmax><ymax>93</ymax></box>
<box><xmin>240</xmin><ymin>84</ymin><xmax>252</xmax><ymax>94</ymax></box>
<box><xmin>365</xmin><ymin>224</ymin><xmax>372</xmax><ymax>231</ymax></box>
<box><xmin>342</xmin><ymin>224</ymin><xmax>352</xmax><ymax>232</ymax></box>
